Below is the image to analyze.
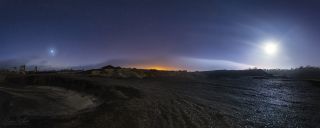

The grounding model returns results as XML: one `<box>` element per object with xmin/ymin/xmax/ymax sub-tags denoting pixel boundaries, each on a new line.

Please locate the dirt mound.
<box><xmin>3</xmin><ymin>74</ymin><xmax>143</xmax><ymax>100</ymax></box>
<box><xmin>89</xmin><ymin>68</ymin><xmax>147</xmax><ymax>78</ymax></box>
<box><xmin>0</xmin><ymin>74</ymin><xmax>144</xmax><ymax>127</ymax></box>
<box><xmin>0</xmin><ymin>86</ymin><xmax>99</xmax><ymax>117</ymax></box>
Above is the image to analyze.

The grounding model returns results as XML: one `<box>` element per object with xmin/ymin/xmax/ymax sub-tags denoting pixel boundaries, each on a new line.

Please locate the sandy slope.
<box><xmin>0</xmin><ymin>85</ymin><xmax>99</xmax><ymax>127</ymax></box>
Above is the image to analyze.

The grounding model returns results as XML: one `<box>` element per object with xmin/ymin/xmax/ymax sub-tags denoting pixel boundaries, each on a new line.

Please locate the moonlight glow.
<box><xmin>263</xmin><ymin>42</ymin><xmax>278</xmax><ymax>55</ymax></box>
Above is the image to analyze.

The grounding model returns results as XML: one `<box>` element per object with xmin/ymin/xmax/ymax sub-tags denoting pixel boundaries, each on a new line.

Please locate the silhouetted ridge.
<box><xmin>101</xmin><ymin>65</ymin><xmax>122</xmax><ymax>69</ymax></box>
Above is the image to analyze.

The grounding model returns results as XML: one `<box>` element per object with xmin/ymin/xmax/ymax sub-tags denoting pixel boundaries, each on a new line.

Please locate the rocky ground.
<box><xmin>0</xmin><ymin>74</ymin><xmax>319</xmax><ymax>128</ymax></box>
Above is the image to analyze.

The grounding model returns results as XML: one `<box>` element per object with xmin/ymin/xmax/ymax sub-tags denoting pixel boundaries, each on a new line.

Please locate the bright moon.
<box><xmin>263</xmin><ymin>42</ymin><xmax>278</xmax><ymax>55</ymax></box>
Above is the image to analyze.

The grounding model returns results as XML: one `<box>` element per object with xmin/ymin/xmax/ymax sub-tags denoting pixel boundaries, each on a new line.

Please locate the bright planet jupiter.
<box><xmin>49</xmin><ymin>48</ymin><xmax>56</xmax><ymax>57</ymax></box>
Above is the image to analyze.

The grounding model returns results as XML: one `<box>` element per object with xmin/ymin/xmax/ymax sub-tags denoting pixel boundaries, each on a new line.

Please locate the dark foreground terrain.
<box><xmin>0</xmin><ymin>73</ymin><xmax>319</xmax><ymax>128</ymax></box>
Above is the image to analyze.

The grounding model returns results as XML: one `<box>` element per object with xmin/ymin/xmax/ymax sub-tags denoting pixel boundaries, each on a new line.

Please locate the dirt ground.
<box><xmin>0</xmin><ymin>74</ymin><xmax>319</xmax><ymax>128</ymax></box>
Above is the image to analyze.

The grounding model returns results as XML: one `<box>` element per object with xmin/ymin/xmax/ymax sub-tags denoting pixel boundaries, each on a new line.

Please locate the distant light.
<box><xmin>137</xmin><ymin>65</ymin><xmax>176</xmax><ymax>71</ymax></box>
<box><xmin>263</xmin><ymin>41</ymin><xmax>278</xmax><ymax>55</ymax></box>
<box><xmin>147</xmin><ymin>66</ymin><xmax>170</xmax><ymax>71</ymax></box>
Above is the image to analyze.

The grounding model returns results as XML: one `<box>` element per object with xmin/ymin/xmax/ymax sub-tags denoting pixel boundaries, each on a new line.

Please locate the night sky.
<box><xmin>1</xmin><ymin>0</ymin><xmax>320</xmax><ymax>71</ymax></box>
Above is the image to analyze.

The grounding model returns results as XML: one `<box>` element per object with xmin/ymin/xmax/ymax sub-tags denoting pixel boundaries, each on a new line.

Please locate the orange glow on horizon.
<box><xmin>133</xmin><ymin>65</ymin><xmax>177</xmax><ymax>71</ymax></box>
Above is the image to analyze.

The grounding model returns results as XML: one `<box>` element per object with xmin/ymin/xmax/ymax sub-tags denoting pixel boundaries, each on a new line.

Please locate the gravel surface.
<box><xmin>0</xmin><ymin>75</ymin><xmax>319</xmax><ymax>128</ymax></box>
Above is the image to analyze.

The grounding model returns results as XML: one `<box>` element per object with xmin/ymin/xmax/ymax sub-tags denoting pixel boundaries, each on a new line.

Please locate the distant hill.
<box><xmin>81</xmin><ymin>65</ymin><xmax>274</xmax><ymax>79</ymax></box>
<box><xmin>82</xmin><ymin>65</ymin><xmax>201</xmax><ymax>79</ymax></box>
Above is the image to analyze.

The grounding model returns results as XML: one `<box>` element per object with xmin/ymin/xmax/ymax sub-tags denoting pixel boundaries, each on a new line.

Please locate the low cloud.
<box><xmin>178</xmin><ymin>57</ymin><xmax>254</xmax><ymax>71</ymax></box>
<box><xmin>0</xmin><ymin>58</ymin><xmax>33</xmax><ymax>68</ymax></box>
<box><xmin>0</xmin><ymin>57</ymin><xmax>52</xmax><ymax>70</ymax></box>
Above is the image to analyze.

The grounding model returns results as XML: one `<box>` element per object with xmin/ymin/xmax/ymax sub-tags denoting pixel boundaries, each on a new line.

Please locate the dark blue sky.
<box><xmin>1</xmin><ymin>0</ymin><xmax>320</xmax><ymax>70</ymax></box>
